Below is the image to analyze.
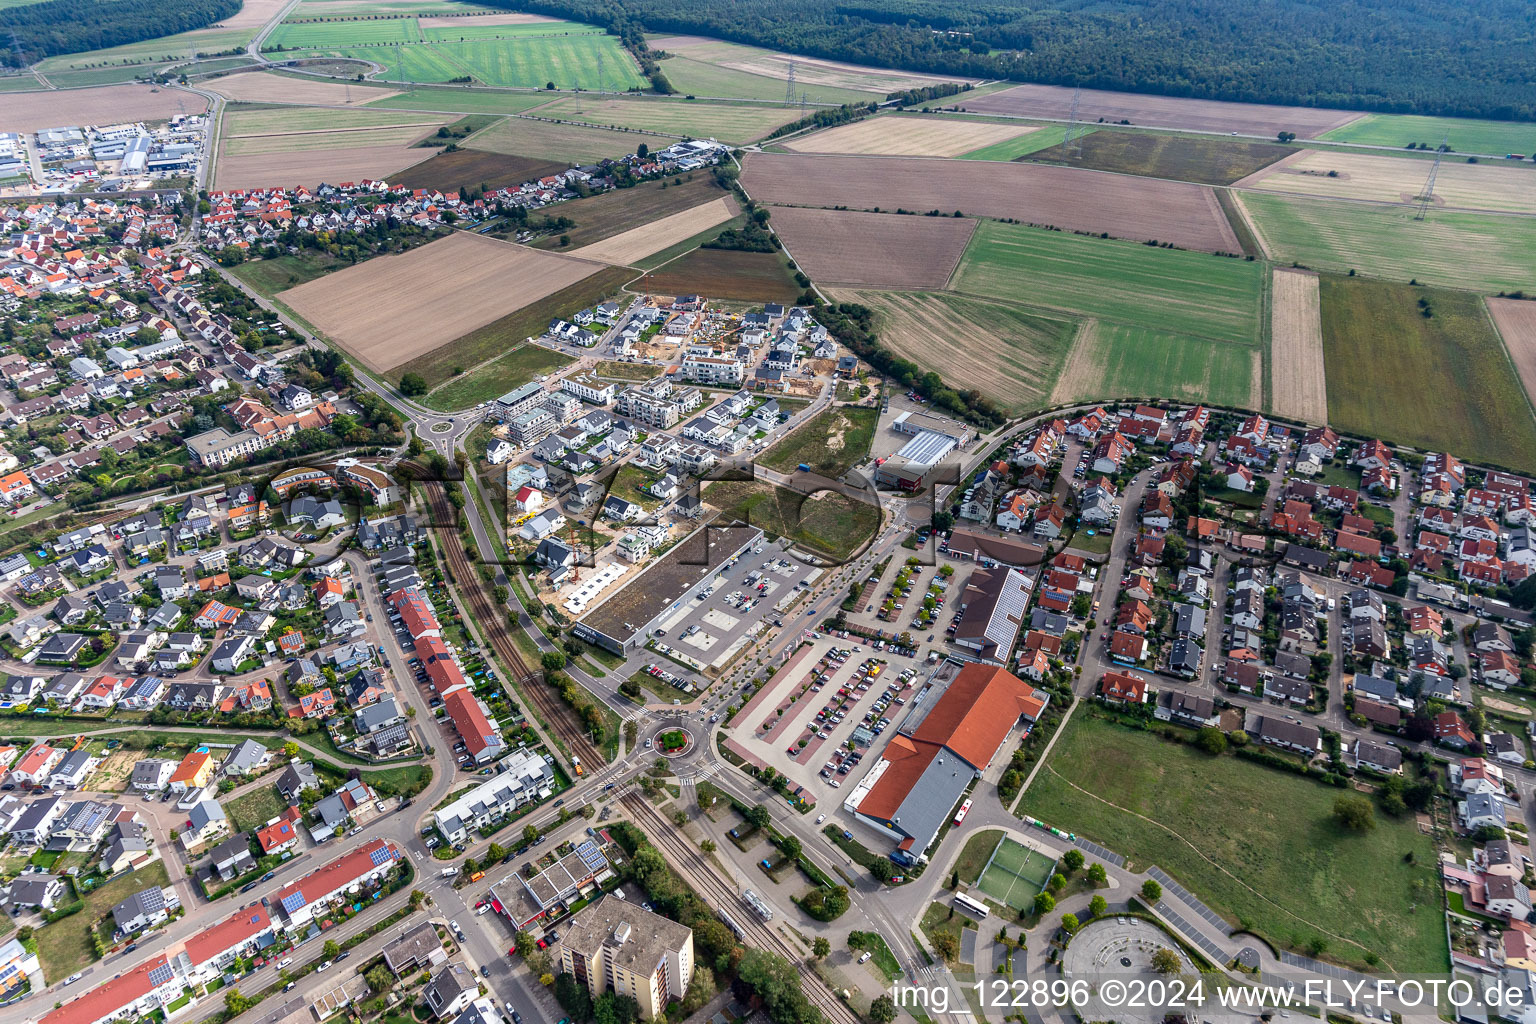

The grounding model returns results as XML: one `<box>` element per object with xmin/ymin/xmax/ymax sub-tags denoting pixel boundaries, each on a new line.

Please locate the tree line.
<box><xmin>1</xmin><ymin>0</ymin><xmax>239</xmax><ymax>66</ymax></box>
<box><xmin>480</xmin><ymin>0</ymin><xmax>1536</xmax><ymax>122</ymax></box>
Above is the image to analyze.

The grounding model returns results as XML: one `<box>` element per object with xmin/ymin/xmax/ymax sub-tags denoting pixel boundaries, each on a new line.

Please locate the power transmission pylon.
<box><xmin>1062</xmin><ymin>84</ymin><xmax>1082</xmax><ymax>155</ymax></box>
<box><xmin>784</xmin><ymin>59</ymin><xmax>796</xmax><ymax>108</ymax></box>
<box><xmin>1414</xmin><ymin>133</ymin><xmax>1449</xmax><ymax>220</ymax></box>
<box><xmin>800</xmin><ymin>90</ymin><xmax>807</xmax><ymax>116</ymax></box>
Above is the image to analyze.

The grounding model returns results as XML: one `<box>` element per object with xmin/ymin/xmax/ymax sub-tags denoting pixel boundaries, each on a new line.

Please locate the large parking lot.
<box><xmin>647</xmin><ymin>540</ymin><xmax>821</xmax><ymax>673</ymax></box>
<box><xmin>731</xmin><ymin>636</ymin><xmax>929</xmax><ymax>798</ymax></box>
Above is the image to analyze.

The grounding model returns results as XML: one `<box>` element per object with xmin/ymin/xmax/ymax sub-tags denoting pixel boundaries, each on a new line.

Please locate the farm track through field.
<box><xmin>423</xmin><ymin>480</ymin><xmax>599</xmax><ymax>765</ymax></box>
<box><xmin>620</xmin><ymin>792</ymin><xmax>863</xmax><ymax>1024</ymax></box>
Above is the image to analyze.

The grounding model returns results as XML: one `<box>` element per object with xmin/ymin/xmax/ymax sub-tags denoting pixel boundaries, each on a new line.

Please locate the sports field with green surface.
<box><xmin>1322</xmin><ymin>113</ymin><xmax>1536</xmax><ymax>157</ymax></box>
<box><xmin>1239</xmin><ymin>191</ymin><xmax>1536</xmax><ymax>293</ymax></box>
<box><xmin>657</xmin><ymin>56</ymin><xmax>881</xmax><ymax>106</ymax></box>
<box><xmin>951</xmin><ymin>220</ymin><xmax>1265</xmax><ymax>341</ymax></box>
<box><xmin>959</xmin><ymin>123</ymin><xmax>1076</xmax><ymax>161</ymax></box>
<box><xmin>537</xmin><ymin>96</ymin><xmax>797</xmax><ymax>143</ymax></box>
<box><xmin>1319</xmin><ymin>275</ymin><xmax>1536</xmax><ymax>473</ymax></box>
<box><xmin>1061</xmin><ymin>322</ymin><xmax>1259</xmax><ymax>409</ymax></box>
<box><xmin>470</xmin><ymin>116</ymin><xmax>641</xmax><ymax>163</ymax></box>
<box><xmin>1020</xmin><ymin>713</ymin><xmax>1448</xmax><ymax>972</ymax></box>
<box><xmin>975</xmin><ymin>836</ymin><xmax>1056</xmax><ymax>912</ymax></box>
<box><xmin>365</xmin><ymin>87</ymin><xmax>552</xmax><ymax>114</ymax></box>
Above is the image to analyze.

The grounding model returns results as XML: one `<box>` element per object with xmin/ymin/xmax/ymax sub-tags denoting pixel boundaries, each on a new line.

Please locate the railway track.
<box><xmin>621</xmin><ymin>793</ymin><xmax>864</xmax><ymax>1024</ymax></box>
<box><xmin>423</xmin><ymin>479</ymin><xmax>601</xmax><ymax>766</ymax></box>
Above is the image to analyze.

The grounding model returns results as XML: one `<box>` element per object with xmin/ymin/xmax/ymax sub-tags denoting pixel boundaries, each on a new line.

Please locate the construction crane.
<box><xmin>1414</xmin><ymin>133</ymin><xmax>1449</xmax><ymax>220</ymax></box>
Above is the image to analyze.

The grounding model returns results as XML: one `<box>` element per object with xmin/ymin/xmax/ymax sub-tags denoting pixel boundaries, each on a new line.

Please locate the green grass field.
<box><xmin>951</xmin><ymin>219</ymin><xmax>1265</xmax><ymax>341</ymax></box>
<box><xmin>658</xmin><ymin>55</ymin><xmax>878</xmax><ymax>106</ymax></box>
<box><xmin>951</xmin><ymin>828</ymin><xmax>1004</xmax><ymax>885</ymax></box>
<box><xmin>469</xmin><ymin>116</ymin><xmax>642</xmax><ymax>163</ymax></box>
<box><xmin>365</xmin><ymin>87</ymin><xmax>553</xmax><ymax>114</ymax></box>
<box><xmin>227</xmin><ymin>784</ymin><xmax>286</xmax><ymax>832</ymax></box>
<box><xmin>266</xmin><ymin>17</ymin><xmax>420</xmax><ymax>48</ymax></box>
<box><xmin>293</xmin><ymin>43</ymin><xmax>473</xmax><ymax>84</ymax></box>
<box><xmin>705</xmin><ymin>479</ymin><xmax>880</xmax><ymax>560</ymax></box>
<box><xmin>36</xmin><ymin>860</ymin><xmax>171</xmax><ymax>981</ymax></box>
<box><xmin>451</xmin><ymin>35</ymin><xmax>644</xmax><ymax>90</ymax></box>
<box><xmin>47</xmin><ymin>66</ymin><xmax>164</xmax><ymax>87</ymax></box>
<box><xmin>1319</xmin><ymin>274</ymin><xmax>1536</xmax><ymax>473</ymax></box>
<box><xmin>1065</xmin><ymin>322</ymin><xmax>1259</xmax><ymax>408</ymax></box>
<box><xmin>418</xmin><ymin>20</ymin><xmax>603</xmax><ymax>41</ymax></box>
<box><xmin>225</xmin><ymin>105</ymin><xmax>441</xmax><ymax>134</ymax></box>
<box><xmin>1020</xmin><ymin>713</ymin><xmax>1448</xmax><ymax>972</ymax></box>
<box><xmin>1240</xmin><ymin>191</ymin><xmax>1536</xmax><ymax>293</ymax></box>
<box><xmin>1323</xmin><ymin>113</ymin><xmax>1536</xmax><ymax>157</ymax></box>
<box><xmin>36</xmin><ymin>27</ymin><xmax>254</xmax><ymax>70</ymax></box>
<box><xmin>0</xmin><ymin>73</ymin><xmax>44</xmax><ymax>91</ymax></box>
<box><xmin>959</xmin><ymin>123</ymin><xmax>1077</xmax><ymax>161</ymax></box>
<box><xmin>761</xmin><ymin>405</ymin><xmax>878</xmax><ymax>477</ymax></box>
<box><xmin>231</xmin><ymin>250</ymin><xmax>347</xmax><ymax>296</ymax></box>
<box><xmin>537</xmin><ymin>95</ymin><xmax>797</xmax><ymax>143</ymax></box>
<box><xmin>420</xmin><ymin>343</ymin><xmax>575</xmax><ymax>411</ymax></box>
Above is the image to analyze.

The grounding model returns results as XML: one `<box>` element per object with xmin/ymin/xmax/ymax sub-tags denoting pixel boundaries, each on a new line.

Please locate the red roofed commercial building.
<box><xmin>846</xmin><ymin>664</ymin><xmax>1047</xmax><ymax>864</ymax></box>
<box><xmin>40</xmin><ymin>953</ymin><xmax>182</xmax><ymax>1024</ymax></box>
<box><xmin>183</xmin><ymin>904</ymin><xmax>275</xmax><ymax>984</ymax></box>
<box><xmin>270</xmin><ymin>839</ymin><xmax>402</xmax><ymax>931</ymax></box>
<box><xmin>389</xmin><ymin>588</ymin><xmax>440</xmax><ymax>641</ymax></box>
<box><xmin>445</xmin><ymin>689</ymin><xmax>505</xmax><ymax>763</ymax></box>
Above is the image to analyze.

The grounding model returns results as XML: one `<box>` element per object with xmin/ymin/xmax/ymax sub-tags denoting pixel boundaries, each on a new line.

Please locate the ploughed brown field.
<box><xmin>961</xmin><ymin>83</ymin><xmax>1361</xmax><ymax>138</ymax></box>
<box><xmin>390</xmin><ymin>148</ymin><xmax>570</xmax><ymax>192</ymax></box>
<box><xmin>742</xmin><ymin>152</ymin><xmax>1240</xmax><ymax>253</ymax></box>
<box><xmin>638</xmin><ymin>250</ymin><xmax>803</xmax><ymax>304</ymax></box>
<box><xmin>277</xmin><ymin>232</ymin><xmax>602</xmax><ymax>372</ymax></box>
<box><xmin>768</xmin><ymin>207</ymin><xmax>976</xmax><ymax>289</ymax></box>
<box><xmin>5</xmin><ymin>85</ymin><xmax>209</xmax><ymax>133</ymax></box>
<box><xmin>205</xmin><ymin>70</ymin><xmax>400</xmax><ymax>106</ymax></box>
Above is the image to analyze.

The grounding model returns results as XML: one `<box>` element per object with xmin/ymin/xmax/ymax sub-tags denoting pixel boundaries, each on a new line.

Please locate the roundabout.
<box><xmin>652</xmin><ymin>726</ymin><xmax>695</xmax><ymax>757</ymax></box>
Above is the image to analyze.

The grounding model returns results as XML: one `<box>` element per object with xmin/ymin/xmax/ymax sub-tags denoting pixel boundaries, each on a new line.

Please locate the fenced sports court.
<box><xmin>976</xmin><ymin>835</ymin><xmax>1057</xmax><ymax>911</ymax></box>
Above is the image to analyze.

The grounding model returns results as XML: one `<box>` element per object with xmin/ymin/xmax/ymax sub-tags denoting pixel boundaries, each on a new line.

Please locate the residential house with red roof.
<box><xmin>269</xmin><ymin>839</ymin><xmax>401</xmax><ymax>931</ymax></box>
<box><xmin>1100</xmin><ymin>670</ymin><xmax>1149</xmax><ymax>704</ymax></box>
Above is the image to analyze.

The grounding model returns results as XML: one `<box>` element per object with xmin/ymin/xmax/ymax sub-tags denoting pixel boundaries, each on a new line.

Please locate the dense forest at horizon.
<box><xmin>0</xmin><ymin>0</ymin><xmax>240</xmax><ymax>67</ymax></box>
<box><xmin>499</xmin><ymin>0</ymin><xmax>1536</xmax><ymax>122</ymax></box>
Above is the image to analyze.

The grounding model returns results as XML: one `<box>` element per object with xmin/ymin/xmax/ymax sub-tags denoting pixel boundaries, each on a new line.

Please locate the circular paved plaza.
<box><xmin>1061</xmin><ymin>916</ymin><xmax>1194</xmax><ymax>1024</ymax></box>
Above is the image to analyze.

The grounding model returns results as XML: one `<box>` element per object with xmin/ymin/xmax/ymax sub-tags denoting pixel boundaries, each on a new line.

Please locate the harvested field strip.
<box><xmin>655</xmin><ymin>36</ymin><xmax>970</xmax><ymax>94</ymax></box>
<box><xmin>1321</xmin><ymin>113</ymin><xmax>1536</xmax><ymax>158</ymax></box>
<box><xmin>636</xmin><ymin>249</ymin><xmax>802</xmax><ymax>305</ymax></box>
<box><xmin>1239</xmin><ymin>191</ymin><xmax>1536</xmax><ymax>293</ymax></box>
<box><xmin>396</xmin><ymin>264</ymin><xmax>635</xmax><ymax>392</ymax></box>
<box><xmin>1320</xmin><ymin>275</ymin><xmax>1536</xmax><ymax>473</ymax></box>
<box><xmin>1269</xmin><ymin>269</ymin><xmax>1328</xmax><ymax>425</ymax></box>
<box><xmin>530</xmin><ymin>176</ymin><xmax>731</xmax><ymax>250</ymax></box>
<box><xmin>470</xmin><ymin>116</ymin><xmax>643</xmax><ymax>163</ymax></box>
<box><xmin>534</xmin><ymin>96</ymin><xmax>798</xmax><ymax>143</ymax></box>
<box><xmin>568</xmin><ymin>197</ymin><xmax>737</xmax><ymax>266</ymax></box>
<box><xmin>279</xmin><ymin>231</ymin><xmax>602</xmax><ymax>373</ymax></box>
<box><xmin>785</xmin><ymin>116</ymin><xmax>1034</xmax><ymax>157</ymax></box>
<box><xmin>769</xmin><ymin>207</ymin><xmax>976</xmax><ymax>291</ymax></box>
<box><xmin>1050</xmin><ymin>322</ymin><xmax>1259</xmax><ymax>409</ymax></box>
<box><xmin>654</xmin><ymin>55</ymin><xmax>877</xmax><ymax>107</ymax></box>
<box><xmin>363</xmin><ymin>87</ymin><xmax>555</xmax><ymax>114</ymax></box>
<box><xmin>960</xmin><ymin>83</ymin><xmax>1358</xmax><ymax>138</ymax></box>
<box><xmin>1488</xmin><ymin>298</ymin><xmax>1536</xmax><ymax>418</ymax></box>
<box><xmin>1025</xmin><ymin>131</ymin><xmax>1294</xmax><ymax>187</ymax></box>
<box><xmin>1238</xmin><ymin>148</ymin><xmax>1536</xmax><ymax>215</ymax></box>
<box><xmin>959</xmin><ymin>123</ymin><xmax>1075</xmax><ymax>161</ymax></box>
<box><xmin>950</xmin><ymin>219</ymin><xmax>1264</xmax><ymax>341</ymax></box>
<box><xmin>223</xmin><ymin>106</ymin><xmax>441</xmax><ymax>134</ymax></box>
<box><xmin>2</xmin><ymin>84</ymin><xmax>209</xmax><ymax>133</ymax></box>
<box><xmin>214</xmin><ymin>143</ymin><xmax>430</xmax><ymax>190</ymax></box>
<box><xmin>227</xmin><ymin>121</ymin><xmax>446</xmax><ymax>139</ymax></box>
<box><xmin>826</xmin><ymin>288</ymin><xmax>1076</xmax><ymax>416</ymax></box>
<box><xmin>390</xmin><ymin>148</ymin><xmax>568</xmax><ymax>191</ymax></box>
<box><xmin>222</xmin><ymin>124</ymin><xmax>440</xmax><ymax>155</ymax></box>
<box><xmin>207</xmin><ymin>69</ymin><xmax>399</xmax><ymax>105</ymax></box>
<box><xmin>741</xmin><ymin>152</ymin><xmax>1240</xmax><ymax>253</ymax></box>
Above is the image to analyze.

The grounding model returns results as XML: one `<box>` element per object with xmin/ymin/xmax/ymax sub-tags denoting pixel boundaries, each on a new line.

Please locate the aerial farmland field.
<box><xmin>569</xmin><ymin>198</ymin><xmax>737</xmax><ymax>266</ymax></box>
<box><xmin>4</xmin><ymin>85</ymin><xmax>209</xmax><ymax>133</ymax></box>
<box><xmin>305</xmin><ymin>43</ymin><xmax>472</xmax><ymax>84</ymax></box>
<box><xmin>535</xmin><ymin>96</ymin><xmax>798</xmax><ymax>143</ymax></box>
<box><xmin>1269</xmin><ymin>269</ymin><xmax>1329</xmax><ymax>425</ymax></box>
<box><xmin>207</xmin><ymin>70</ymin><xmax>401</xmax><ymax>106</ymax></box>
<box><xmin>652</xmin><ymin>35</ymin><xmax>973</xmax><ymax>95</ymax></box>
<box><xmin>1320</xmin><ymin>275</ymin><xmax>1536</xmax><ymax>472</ymax></box>
<box><xmin>1052</xmin><ymin>322</ymin><xmax>1260</xmax><ymax>409</ymax></box>
<box><xmin>530</xmin><ymin>176</ymin><xmax>733</xmax><ymax>251</ymax></box>
<box><xmin>950</xmin><ymin>220</ymin><xmax>1265</xmax><ymax>342</ymax></box>
<box><xmin>638</xmin><ymin>250</ymin><xmax>802</xmax><ymax>304</ymax></box>
<box><xmin>34</xmin><ymin>27</ymin><xmax>254</xmax><ymax>71</ymax></box>
<box><xmin>769</xmin><ymin>207</ymin><xmax>976</xmax><ymax>290</ymax></box>
<box><xmin>362</xmin><ymin>87</ymin><xmax>555</xmax><ymax>114</ymax></box>
<box><xmin>1025</xmin><ymin>130</ymin><xmax>1294</xmax><ymax>186</ymax></box>
<box><xmin>264</xmin><ymin>17</ymin><xmax>420</xmax><ymax>48</ymax></box>
<box><xmin>958</xmin><ymin>123</ymin><xmax>1075</xmax><ymax>161</ymax></box>
<box><xmin>742</xmin><ymin>152</ymin><xmax>1240</xmax><ymax>252</ymax></box>
<box><xmin>223</xmin><ymin>106</ymin><xmax>440</xmax><ymax>135</ymax></box>
<box><xmin>446</xmin><ymin>35</ymin><xmax>645</xmax><ymax>90</ymax></box>
<box><xmin>417</xmin><ymin>19</ymin><xmax>602</xmax><ymax>40</ymax></box>
<box><xmin>390</xmin><ymin>149</ymin><xmax>569</xmax><ymax>191</ymax></box>
<box><xmin>1321</xmin><ymin>113</ymin><xmax>1536</xmax><ymax>157</ymax></box>
<box><xmin>1488</xmin><ymin>298</ymin><xmax>1536</xmax><ymax>414</ymax></box>
<box><xmin>469</xmin><ymin>116</ymin><xmax>641</xmax><ymax>163</ymax></box>
<box><xmin>1238</xmin><ymin>191</ymin><xmax>1536</xmax><ymax>293</ymax></box>
<box><xmin>784</xmin><ymin>115</ymin><xmax>1036</xmax><ymax>157</ymax></box>
<box><xmin>827</xmin><ymin>289</ymin><xmax>1077</xmax><ymax>416</ymax></box>
<box><xmin>1239</xmin><ymin>148</ymin><xmax>1536</xmax><ymax>214</ymax></box>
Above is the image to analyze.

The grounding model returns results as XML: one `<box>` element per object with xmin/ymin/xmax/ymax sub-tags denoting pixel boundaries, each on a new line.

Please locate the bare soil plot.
<box><xmin>962</xmin><ymin>83</ymin><xmax>1360</xmax><ymax>138</ymax></box>
<box><xmin>1487</xmin><ymin>298</ymin><xmax>1536</xmax><ymax>417</ymax></box>
<box><xmin>3</xmin><ymin>84</ymin><xmax>208</xmax><ymax>133</ymax></box>
<box><xmin>655</xmin><ymin>36</ymin><xmax>973</xmax><ymax>93</ymax></box>
<box><xmin>785</xmin><ymin>116</ymin><xmax>1035</xmax><ymax>157</ymax></box>
<box><xmin>222</xmin><ymin>122</ymin><xmax>440</xmax><ymax>157</ymax></box>
<box><xmin>219</xmin><ymin>0</ymin><xmax>295</xmax><ymax>30</ymax></box>
<box><xmin>1269</xmin><ymin>269</ymin><xmax>1328</xmax><ymax>425</ymax></box>
<box><xmin>470</xmin><ymin>116</ymin><xmax>640</xmax><ymax>164</ymax></box>
<box><xmin>279</xmin><ymin>231</ymin><xmax>602</xmax><ymax>371</ymax></box>
<box><xmin>637</xmin><ymin>249</ymin><xmax>802</xmax><ymax>304</ymax></box>
<box><xmin>217</xmin><ymin>141</ymin><xmax>433</xmax><ymax>188</ymax></box>
<box><xmin>769</xmin><ymin>207</ymin><xmax>975</xmax><ymax>289</ymax></box>
<box><xmin>743</xmin><ymin>152</ymin><xmax>1239</xmax><ymax>253</ymax></box>
<box><xmin>391</xmin><ymin>148</ymin><xmax>567</xmax><ymax>191</ymax></box>
<box><xmin>569</xmin><ymin>197</ymin><xmax>737</xmax><ymax>265</ymax></box>
<box><xmin>416</xmin><ymin>11</ymin><xmax>559</xmax><ymax>27</ymax></box>
<box><xmin>530</xmin><ymin>175</ymin><xmax>731</xmax><ymax>250</ymax></box>
<box><xmin>827</xmin><ymin>288</ymin><xmax>1076</xmax><ymax>416</ymax></box>
<box><xmin>207</xmin><ymin>70</ymin><xmax>400</xmax><ymax>105</ymax></box>
<box><xmin>1237</xmin><ymin>148</ymin><xmax>1536</xmax><ymax>215</ymax></box>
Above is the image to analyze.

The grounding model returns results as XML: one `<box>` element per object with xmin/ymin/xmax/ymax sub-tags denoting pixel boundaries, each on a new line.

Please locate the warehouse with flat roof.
<box><xmin>875</xmin><ymin>429</ymin><xmax>959</xmax><ymax>491</ymax></box>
